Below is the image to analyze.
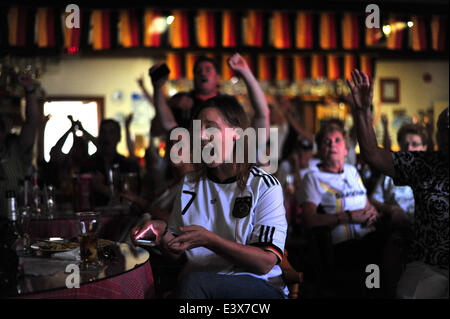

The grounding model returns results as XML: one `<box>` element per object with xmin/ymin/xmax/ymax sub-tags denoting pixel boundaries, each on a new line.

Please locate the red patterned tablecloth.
<box><xmin>16</xmin><ymin>260</ymin><xmax>155</xmax><ymax>299</ymax></box>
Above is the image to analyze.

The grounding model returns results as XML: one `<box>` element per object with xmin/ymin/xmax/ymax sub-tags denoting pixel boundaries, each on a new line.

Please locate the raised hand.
<box><xmin>227</xmin><ymin>53</ymin><xmax>250</xmax><ymax>76</ymax></box>
<box><xmin>149</xmin><ymin>63</ymin><xmax>169</xmax><ymax>88</ymax></box>
<box><xmin>346</xmin><ymin>69</ymin><xmax>374</xmax><ymax>112</ymax></box>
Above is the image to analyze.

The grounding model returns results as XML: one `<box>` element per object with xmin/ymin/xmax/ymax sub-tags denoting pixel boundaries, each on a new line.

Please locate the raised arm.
<box><xmin>124</xmin><ymin>114</ymin><xmax>136</xmax><ymax>159</ymax></box>
<box><xmin>227</xmin><ymin>53</ymin><xmax>270</xmax><ymax>140</ymax></box>
<box><xmin>137</xmin><ymin>76</ymin><xmax>154</xmax><ymax>105</ymax></box>
<box><xmin>17</xmin><ymin>73</ymin><xmax>39</xmax><ymax>152</ymax></box>
<box><xmin>71</xmin><ymin>117</ymin><xmax>98</xmax><ymax>148</ymax></box>
<box><xmin>277</xmin><ymin>97</ymin><xmax>315</xmax><ymax>143</ymax></box>
<box><xmin>149</xmin><ymin>64</ymin><xmax>178</xmax><ymax>132</ymax></box>
<box><xmin>346</xmin><ymin>70</ymin><xmax>395</xmax><ymax>178</ymax></box>
<box><xmin>381</xmin><ymin>114</ymin><xmax>392</xmax><ymax>151</ymax></box>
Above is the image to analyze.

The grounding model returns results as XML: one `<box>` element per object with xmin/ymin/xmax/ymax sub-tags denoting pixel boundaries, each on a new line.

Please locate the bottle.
<box><xmin>31</xmin><ymin>172</ymin><xmax>41</xmax><ymax>216</ymax></box>
<box><xmin>5</xmin><ymin>191</ymin><xmax>21</xmax><ymax>250</ymax></box>
<box><xmin>44</xmin><ymin>185</ymin><xmax>55</xmax><ymax>218</ymax></box>
<box><xmin>23</xmin><ymin>175</ymin><xmax>31</xmax><ymax>208</ymax></box>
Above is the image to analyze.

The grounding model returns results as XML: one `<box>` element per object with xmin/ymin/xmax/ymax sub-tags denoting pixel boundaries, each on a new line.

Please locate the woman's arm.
<box><xmin>347</xmin><ymin>70</ymin><xmax>395</xmax><ymax>178</ymax></box>
<box><xmin>168</xmin><ymin>225</ymin><xmax>277</xmax><ymax>275</ymax></box>
<box><xmin>302</xmin><ymin>198</ymin><xmax>378</xmax><ymax>229</ymax></box>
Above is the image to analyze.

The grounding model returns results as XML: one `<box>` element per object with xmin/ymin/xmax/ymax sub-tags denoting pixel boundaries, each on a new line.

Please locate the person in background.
<box><xmin>370</xmin><ymin>121</ymin><xmax>429</xmax><ymax>298</ymax></box>
<box><xmin>131</xmin><ymin>96</ymin><xmax>288</xmax><ymax>299</ymax></box>
<box><xmin>82</xmin><ymin>119</ymin><xmax>140</xmax><ymax>207</ymax></box>
<box><xmin>347</xmin><ymin>69</ymin><xmax>448</xmax><ymax>299</ymax></box>
<box><xmin>298</xmin><ymin>119</ymin><xmax>382</xmax><ymax>297</ymax></box>
<box><xmin>150</xmin><ymin>53</ymin><xmax>270</xmax><ymax>142</ymax></box>
<box><xmin>371</xmin><ymin>122</ymin><xmax>429</xmax><ymax>224</ymax></box>
<box><xmin>44</xmin><ymin>117</ymin><xmax>94</xmax><ymax>196</ymax></box>
<box><xmin>0</xmin><ymin>73</ymin><xmax>39</xmax><ymax>216</ymax></box>
<box><xmin>277</xmin><ymin>137</ymin><xmax>314</xmax><ymax>199</ymax></box>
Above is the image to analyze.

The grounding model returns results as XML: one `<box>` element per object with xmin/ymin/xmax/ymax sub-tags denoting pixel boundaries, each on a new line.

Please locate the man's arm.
<box><xmin>148</xmin><ymin>64</ymin><xmax>178</xmax><ymax>132</ymax></box>
<box><xmin>227</xmin><ymin>53</ymin><xmax>270</xmax><ymax>140</ymax></box>
<box><xmin>124</xmin><ymin>114</ymin><xmax>135</xmax><ymax>159</ymax></box>
<box><xmin>346</xmin><ymin>70</ymin><xmax>395</xmax><ymax>178</ymax></box>
<box><xmin>17</xmin><ymin>73</ymin><xmax>39</xmax><ymax>152</ymax></box>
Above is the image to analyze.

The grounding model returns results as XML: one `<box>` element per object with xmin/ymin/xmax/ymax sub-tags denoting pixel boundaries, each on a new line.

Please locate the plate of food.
<box><xmin>31</xmin><ymin>237</ymin><xmax>80</xmax><ymax>252</ymax></box>
<box><xmin>31</xmin><ymin>237</ymin><xmax>116</xmax><ymax>253</ymax></box>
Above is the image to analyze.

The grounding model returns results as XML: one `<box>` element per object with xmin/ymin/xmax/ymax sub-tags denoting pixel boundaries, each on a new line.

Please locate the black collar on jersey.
<box><xmin>206</xmin><ymin>169</ymin><xmax>237</xmax><ymax>184</ymax></box>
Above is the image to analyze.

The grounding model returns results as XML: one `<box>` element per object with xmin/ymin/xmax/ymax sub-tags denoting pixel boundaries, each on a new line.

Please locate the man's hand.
<box><xmin>346</xmin><ymin>69</ymin><xmax>373</xmax><ymax>112</ymax></box>
<box><xmin>149</xmin><ymin>63</ymin><xmax>169</xmax><ymax>88</ymax></box>
<box><xmin>17</xmin><ymin>72</ymin><xmax>34</xmax><ymax>92</ymax></box>
<box><xmin>227</xmin><ymin>53</ymin><xmax>250</xmax><ymax>76</ymax></box>
<box><xmin>167</xmin><ymin>225</ymin><xmax>213</xmax><ymax>252</ymax></box>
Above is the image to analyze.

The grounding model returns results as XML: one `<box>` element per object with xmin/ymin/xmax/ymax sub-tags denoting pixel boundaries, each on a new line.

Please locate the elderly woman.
<box><xmin>299</xmin><ymin>120</ymin><xmax>378</xmax><ymax>241</ymax></box>
<box><xmin>131</xmin><ymin>95</ymin><xmax>288</xmax><ymax>299</ymax></box>
<box><xmin>298</xmin><ymin>119</ymin><xmax>381</xmax><ymax>297</ymax></box>
<box><xmin>347</xmin><ymin>69</ymin><xmax>448</xmax><ymax>299</ymax></box>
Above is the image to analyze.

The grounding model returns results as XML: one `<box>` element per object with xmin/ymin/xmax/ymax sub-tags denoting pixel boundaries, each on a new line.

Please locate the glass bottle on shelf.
<box><xmin>31</xmin><ymin>172</ymin><xmax>42</xmax><ymax>217</ymax></box>
<box><xmin>5</xmin><ymin>190</ymin><xmax>21</xmax><ymax>250</ymax></box>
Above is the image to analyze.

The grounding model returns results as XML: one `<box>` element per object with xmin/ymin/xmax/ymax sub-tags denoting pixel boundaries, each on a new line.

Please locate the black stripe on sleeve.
<box><xmin>269</xmin><ymin>227</ymin><xmax>275</xmax><ymax>243</ymax></box>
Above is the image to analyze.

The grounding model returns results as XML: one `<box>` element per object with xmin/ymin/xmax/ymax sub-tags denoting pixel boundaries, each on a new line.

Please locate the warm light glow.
<box><xmin>159</xmin><ymin>141</ymin><xmax>166</xmax><ymax>158</ymax></box>
<box><xmin>407</xmin><ymin>21</ymin><xmax>414</xmax><ymax>28</ymax></box>
<box><xmin>135</xmin><ymin>147</ymin><xmax>146</xmax><ymax>158</ymax></box>
<box><xmin>166</xmin><ymin>15</ymin><xmax>175</xmax><ymax>25</ymax></box>
<box><xmin>382</xmin><ymin>25</ymin><xmax>392</xmax><ymax>35</ymax></box>
<box><xmin>149</xmin><ymin>17</ymin><xmax>168</xmax><ymax>34</ymax></box>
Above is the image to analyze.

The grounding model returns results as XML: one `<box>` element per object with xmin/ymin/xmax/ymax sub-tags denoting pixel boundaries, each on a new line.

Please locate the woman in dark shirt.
<box><xmin>347</xmin><ymin>69</ymin><xmax>448</xmax><ymax>299</ymax></box>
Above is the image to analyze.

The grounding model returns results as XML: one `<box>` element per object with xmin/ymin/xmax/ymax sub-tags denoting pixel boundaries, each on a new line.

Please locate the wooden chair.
<box><xmin>281</xmin><ymin>249</ymin><xmax>304</xmax><ymax>299</ymax></box>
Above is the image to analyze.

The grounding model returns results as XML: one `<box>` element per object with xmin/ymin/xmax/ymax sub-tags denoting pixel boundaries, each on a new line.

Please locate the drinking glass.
<box><xmin>75</xmin><ymin>212</ymin><xmax>101</xmax><ymax>269</ymax></box>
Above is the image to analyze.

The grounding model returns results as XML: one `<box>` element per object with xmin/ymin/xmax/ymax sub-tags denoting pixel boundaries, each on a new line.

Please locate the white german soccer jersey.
<box><xmin>298</xmin><ymin>164</ymin><xmax>374</xmax><ymax>245</ymax></box>
<box><xmin>168</xmin><ymin>166</ymin><xmax>288</xmax><ymax>296</ymax></box>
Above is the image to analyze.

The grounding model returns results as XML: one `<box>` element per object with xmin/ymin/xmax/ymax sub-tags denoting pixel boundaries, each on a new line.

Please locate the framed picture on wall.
<box><xmin>380</xmin><ymin>78</ymin><xmax>400</xmax><ymax>103</ymax></box>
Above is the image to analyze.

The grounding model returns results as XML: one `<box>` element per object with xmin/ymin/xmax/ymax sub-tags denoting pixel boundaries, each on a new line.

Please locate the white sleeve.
<box><xmin>247</xmin><ymin>183</ymin><xmax>287</xmax><ymax>263</ymax></box>
<box><xmin>297</xmin><ymin>172</ymin><xmax>323</xmax><ymax>206</ymax></box>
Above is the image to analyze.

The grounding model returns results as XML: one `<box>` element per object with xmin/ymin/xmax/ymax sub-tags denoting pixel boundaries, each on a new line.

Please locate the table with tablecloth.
<box><xmin>12</xmin><ymin>243</ymin><xmax>156</xmax><ymax>299</ymax></box>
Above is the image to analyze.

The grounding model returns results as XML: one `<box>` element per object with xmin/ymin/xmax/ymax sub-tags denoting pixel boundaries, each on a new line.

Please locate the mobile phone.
<box><xmin>149</xmin><ymin>63</ymin><xmax>170</xmax><ymax>82</ymax></box>
<box><xmin>135</xmin><ymin>239</ymin><xmax>156</xmax><ymax>247</ymax></box>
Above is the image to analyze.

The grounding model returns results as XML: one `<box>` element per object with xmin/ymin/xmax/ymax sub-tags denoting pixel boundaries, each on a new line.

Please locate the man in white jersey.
<box><xmin>132</xmin><ymin>96</ymin><xmax>288</xmax><ymax>299</ymax></box>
